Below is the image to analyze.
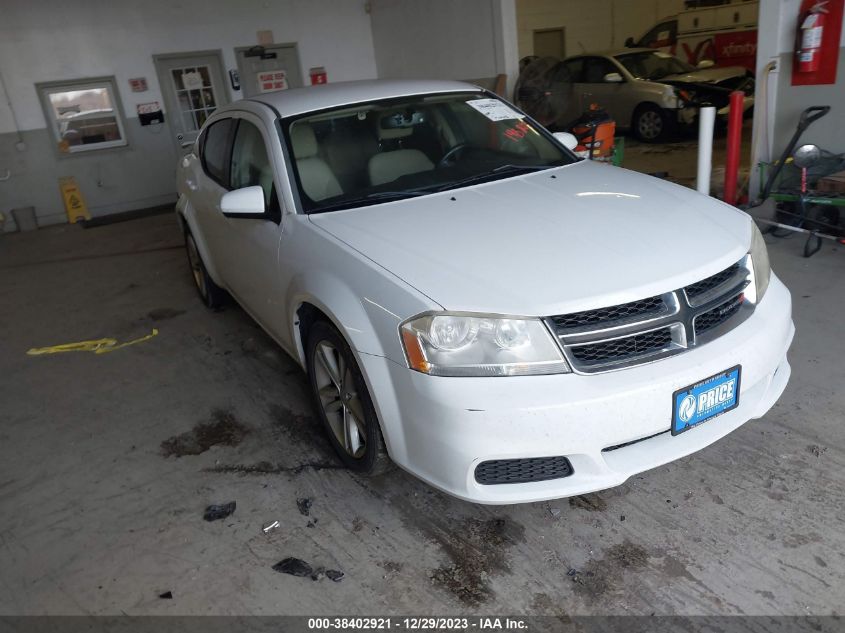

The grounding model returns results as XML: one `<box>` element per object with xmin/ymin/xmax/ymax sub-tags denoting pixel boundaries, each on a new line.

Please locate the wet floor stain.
<box><xmin>428</xmin><ymin>517</ymin><xmax>525</xmax><ymax>607</ymax></box>
<box><xmin>160</xmin><ymin>409</ymin><xmax>249</xmax><ymax>457</ymax></box>
<box><xmin>148</xmin><ymin>307</ymin><xmax>186</xmax><ymax>321</ymax></box>
<box><xmin>269</xmin><ymin>403</ymin><xmax>332</xmax><ymax>455</ymax></box>
<box><xmin>569</xmin><ymin>494</ymin><xmax>608</xmax><ymax>512</ymax></box>
<box><xmin>569</xmin><ymin>540</ymin><xmax>649</xmax><ymax>600</ymax></box>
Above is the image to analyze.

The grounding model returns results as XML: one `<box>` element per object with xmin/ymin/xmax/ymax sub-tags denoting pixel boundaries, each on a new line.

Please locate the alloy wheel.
<box><xmin>313</xmin><ymin>341</ymin><xmax>367</xmax><ymax>458</ymax></box>
<box><xmin>186</xmin><ymin>236</ymin><xmax>207</xmax><ymax>298</ymax></box>
<box><xmin>638</xmin><ymin>110</ymin><xmax>663</xmax><ymax>140</ymax></box>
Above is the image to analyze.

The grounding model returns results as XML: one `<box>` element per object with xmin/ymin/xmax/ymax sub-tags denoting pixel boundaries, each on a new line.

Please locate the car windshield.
<box><xmin>283</xmin><ymin>92</ymin><xmax>574</xmax><ymax>213</ymax></box>
<box><xmin>615</xmin><ymin>51</ymin><xmax>695</xmax><ymax>80</ymax></box>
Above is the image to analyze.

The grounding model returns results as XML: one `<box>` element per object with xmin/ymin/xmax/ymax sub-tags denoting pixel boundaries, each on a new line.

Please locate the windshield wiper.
<box><xmin>309</xmin><ymin>190</ymin><xmax>428</xmax><ymax>214</ymax></box>
<box><xmin>430</xmin><ymin>163</ymin><xmax>556</xmax><ymax>193</ymax></box>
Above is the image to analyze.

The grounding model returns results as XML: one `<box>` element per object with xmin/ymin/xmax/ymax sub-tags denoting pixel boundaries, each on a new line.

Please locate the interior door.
<box><xmin>533</xmin><ymin>28</ymin><xmax>566</xmax><ymax>59</ymax></box>
<box><xmin>235</xmin><ymin>44</ymin><xmax>303</xmax><ymax>98</ymax></box>
<box><xmin>154</xmin><ymin>51</ymin><xmax>230</xmax><ymax>152</ymax></box>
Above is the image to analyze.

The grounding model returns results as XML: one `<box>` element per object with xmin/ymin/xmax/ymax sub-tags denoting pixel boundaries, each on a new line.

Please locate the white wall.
<box><xmin>369</xmin><ymin>0</ymin><xmax>519</xmax><ymax>90</ymax></box>
<box><xmin>516</xmin><ymin>0</ymin><xmax>686</xmax><ymax>60</ymax></box>
<box><xmin>0</xmin><ymin>0</ymin><xmax>379</xmax><ymax>135</ymax></box>
<box><xmin>0</xmin><ymin>0</ymin><xmax>379</xmax><ymax>230</ymax></box>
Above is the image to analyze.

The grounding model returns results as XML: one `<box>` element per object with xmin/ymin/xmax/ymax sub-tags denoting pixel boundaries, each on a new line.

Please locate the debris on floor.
<box><xmin>26</xmin><ymin>329</ymin><xmax>159</xmax><ymax>356</ymax></box>
<box><xmin>203</xmin><ymin>501</ymin><xmax>236</xmax><ymax>522</ymax></box>
<box><xmin>158</xmin><ymin>591</ymin><xmax>173</xmax><ymax>599</ymax></box>
<box><xmin>296</xmin><ymin>497</ymin><xmax>313</xmax><ymax>516</ymax></box>
<box><xmin>262</xmin><ymin>520</ymin><xmax>280</xmax><ymax>534</ymax></box>
<box><xmin>273</xmin><ymin>557</ymin><xmax>313</xmax><ymax>577</ymax></box>
<box><xmin>325</xmin><ymin>569</ymin><xmax>345</xmax><ymax>582</ymax></box>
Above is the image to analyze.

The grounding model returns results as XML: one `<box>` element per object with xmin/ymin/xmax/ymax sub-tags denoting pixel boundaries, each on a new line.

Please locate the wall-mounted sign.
<box><xmin>309</xmin><ymin>66</ymin><xmax>328</xmax><ymax>85</ymax></box>
<box><xmin>257</xmin><ymin>70</ymin><xmax>288</xmax><ymax>93</ymax></box>
<box><xmin>129</xmin><ymin>77</ymin><xmax>148</xmax><ymax>92</ymax></box>
<box><xmin>137</xmin><ymin>101</ymin><xmax>164</xmax><ymax>126</ymax></box>
<box><xmin>182</xmin><ymin>71</ymin><xmax>203</xmax><ymax>90</ymax></box>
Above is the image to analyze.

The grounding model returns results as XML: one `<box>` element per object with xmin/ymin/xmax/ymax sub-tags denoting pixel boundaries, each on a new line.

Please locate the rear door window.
<box><xmin>563</xmin><ymin>58</ymin><xmax>585</xmax><ymax>82</ymax></box>
<box><xmin>202</xmin><ymin>118</ymin><xmax>234</xmax><ymax>186</ymax></box>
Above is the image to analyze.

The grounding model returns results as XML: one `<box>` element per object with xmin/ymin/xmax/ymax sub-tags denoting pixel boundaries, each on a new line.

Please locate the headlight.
<box><xmin>400</xmin><ymin>313</ymin><xmax>570</xmax><ymax>377</ymax></box>
<box><xmin>748</xmin><ymin>222</ymin><xmax>771</xmax><ymax>303</ymax></box>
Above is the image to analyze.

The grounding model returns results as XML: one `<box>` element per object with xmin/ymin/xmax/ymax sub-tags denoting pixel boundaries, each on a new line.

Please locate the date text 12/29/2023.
<box><xmin>307</xmin><ymin>617</ymin><xmax>528</xmax><ymax>630</ymax></box>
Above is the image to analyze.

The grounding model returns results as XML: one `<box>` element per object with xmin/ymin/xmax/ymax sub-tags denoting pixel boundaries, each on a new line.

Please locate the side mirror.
<box><xmin>625</xmin><ymin>37</ymin><xmax>635</xmax><ymax>47</ymax></box>
<box><xmin>603</xmin><ymin>72</ymin><xmax>624</xmax><ymax>83</ymax></box>
<box><xmin>696</xmin><ymin>59</ymin><xmax>715</xmax><ymax>69</ymax></box>
<box><xmin>221</xmin><ymin>185</ymin><xmax>266</xmax><ymax>218</ymax></box>
<box><xmin>553</xmin><ymin>132</ymin><xmax>579</xmax><ymax>151</ymax></box>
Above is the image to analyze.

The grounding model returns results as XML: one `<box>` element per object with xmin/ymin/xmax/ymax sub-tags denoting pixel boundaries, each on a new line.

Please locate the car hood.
<box><xmin>309</xmin><ymin>161</ymin><xmax>752</xmax><ymax>317</ymax></box>
<box><xmin>661</xmin><ymin>66</ymin><xmax>746</xmax><ymax>84</ymax></box>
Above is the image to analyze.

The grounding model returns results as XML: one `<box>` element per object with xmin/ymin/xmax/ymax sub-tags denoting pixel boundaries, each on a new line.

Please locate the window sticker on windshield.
<box><xmin>466</xmin><ymin>98</ymin><xmax>523</xmax><ymax>121</ymax></box>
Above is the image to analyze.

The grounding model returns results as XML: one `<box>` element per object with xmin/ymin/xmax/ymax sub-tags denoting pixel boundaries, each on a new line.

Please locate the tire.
<box><xmin>306</xmin><ymin>320</ymin><xmax>392</xmax><ymax>475</ymax></box>
<box><xmin>185</xmin><ymin>231</ymin><xmax>227</xmax><ymax>309</ymax></box>
<box><xmin>633</xmin><ymin>104</ymin><xmax>672</xmax><ymax>142</ymax></box>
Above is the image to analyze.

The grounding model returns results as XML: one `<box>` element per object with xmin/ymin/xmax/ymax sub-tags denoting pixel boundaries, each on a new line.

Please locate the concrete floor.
<box><xmin>1</xmin><ymin>212</ymin><xmax>844</xmax><ymax>616</ymax></box>
<box><xmin>623</xmin><ymin>120</ymin><xmax>755</xmax><ymax>197</ymax></box>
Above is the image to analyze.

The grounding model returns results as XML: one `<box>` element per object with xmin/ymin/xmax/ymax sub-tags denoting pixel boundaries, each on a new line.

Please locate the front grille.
<box><xmin>695</xmin><ymin>294</ymin><xmax>744</xmax><ymax>334</ymax></box>
<box><xmin>684</xmin><ymin>263</ymin><xmax>740</xmax><ymax>301</ymax></box>
<box><xmin>569</xmin><ymin>327</ymin><xmax>673</xmax><ymax>365</ymax></box>
<box><xmin>474</xmin><ymin>456</ymin><xmax>573</xmax><ymax>485</ymax></box>
<box><xmin>547</xmin><ymin>257</ymin><xmax>752</xmax><ymax>373</ymax></box>
<box><xmin>550</xmin><ymin>295</ymin><xmax>665</xmax><ymax>331</ymax></box>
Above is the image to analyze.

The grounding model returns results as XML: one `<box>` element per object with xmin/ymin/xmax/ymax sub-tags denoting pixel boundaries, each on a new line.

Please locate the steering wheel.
<box><xmin>438</xmin><ymin>143</ymin><xmax>468</xmax><ymax>168</ymax></box>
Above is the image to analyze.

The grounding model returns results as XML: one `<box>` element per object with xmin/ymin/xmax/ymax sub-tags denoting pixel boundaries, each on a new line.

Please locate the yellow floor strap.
<box><xmin>27</xmin><ymin>329</ymin><xmax>159</xmax><ymax>356</ymax></box>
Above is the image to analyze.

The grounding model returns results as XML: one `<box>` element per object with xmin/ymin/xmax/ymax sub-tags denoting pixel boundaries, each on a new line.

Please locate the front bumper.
<box><xmin>362</xmin><ymin>275</ymin><xmax>793</xmax><ymax>504</ymax></box>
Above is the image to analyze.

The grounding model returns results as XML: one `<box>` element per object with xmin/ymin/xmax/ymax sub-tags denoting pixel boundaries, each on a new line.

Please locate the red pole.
<box><xmin>723</xmin><ymin>90</ymin><xmax>744</xmax><ymax>205</ymax></box>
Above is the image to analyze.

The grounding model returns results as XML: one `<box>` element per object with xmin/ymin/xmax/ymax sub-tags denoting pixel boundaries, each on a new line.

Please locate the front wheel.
<box><xmin>306</xmin><ymin>321</ymin><xmax>392</xmax><ymax>474</ymax></box>
<box><xmin>185</xmin><ymin>231</ymin><xmax>227</xmax><ymax>309</ymax></box>
<box><xmin>633</xmin><ymin>104</ymin><xmax>672</xmax><ymax>142</ymax></box>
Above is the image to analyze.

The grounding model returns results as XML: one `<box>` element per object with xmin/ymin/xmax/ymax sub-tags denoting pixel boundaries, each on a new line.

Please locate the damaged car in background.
<box><xmin>516</xmin><ymin>48</ymin><xmax>754</xmax><ymax>142</ymax></box>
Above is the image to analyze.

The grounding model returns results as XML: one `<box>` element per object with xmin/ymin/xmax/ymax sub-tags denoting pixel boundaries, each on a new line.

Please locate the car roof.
<box><xmin>565</xmin><ymin>48</ymin><xmax>657</xmax><ymax>60</ymax></box>
<box><xmin>243</xmin><ymin>79</ymin><xmax>483</xmax><ymax>118</ymax></box>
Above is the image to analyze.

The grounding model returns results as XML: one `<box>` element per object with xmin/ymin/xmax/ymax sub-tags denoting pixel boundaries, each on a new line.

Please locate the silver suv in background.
<box><xmin>557</xmin><ymin>48</ymin><xmax>754</xmax><ymax>141</ymax></box>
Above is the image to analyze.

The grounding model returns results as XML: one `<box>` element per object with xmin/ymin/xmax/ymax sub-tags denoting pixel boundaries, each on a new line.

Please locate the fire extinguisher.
<box><xmin>796</xmin><ymin>0</ymin><xmax>829</xmax><ymax>73</ymax></box>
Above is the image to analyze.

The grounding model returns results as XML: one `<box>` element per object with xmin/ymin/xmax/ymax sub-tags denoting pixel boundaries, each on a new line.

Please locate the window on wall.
<box><xmin>38</xmin><ymin>78</ymin><xmax>127</xmax><ymax>153</ymax></box>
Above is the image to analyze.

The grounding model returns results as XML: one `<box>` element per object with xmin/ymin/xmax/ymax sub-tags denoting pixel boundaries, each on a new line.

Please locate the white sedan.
<box><xmin>176</xmin><ymin>79</ymin><xmax>793</xmax><ymax>504</ymax></box>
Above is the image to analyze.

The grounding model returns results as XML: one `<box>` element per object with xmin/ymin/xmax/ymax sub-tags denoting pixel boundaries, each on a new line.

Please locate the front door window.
<box><xmin>171</xmin><ymin>65</ymin><xmax>218</xmax><ymax>132</ymax></box>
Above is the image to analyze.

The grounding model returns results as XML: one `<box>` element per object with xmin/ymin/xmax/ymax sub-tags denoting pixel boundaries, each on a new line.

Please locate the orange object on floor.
<box><xmin>571</xmin><ymin>104</ymin><xmax>616</xmax><ymax>160</ymax></box>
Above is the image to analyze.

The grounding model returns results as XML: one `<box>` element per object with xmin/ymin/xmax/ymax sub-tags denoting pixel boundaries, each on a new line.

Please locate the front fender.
<box><xmin>176</xmin><ymin>194</ymin><xmax>225</xmax><ymax>287</ymax></box>
<box><xmin>281</xmin><ymin>220</ymin><xmax>441</xmax><ymax>368</ymax></box>
<box><xmin>286</xmin><ymin>267</ymin><xmax>436</xmax><ymax>368</ymax></box>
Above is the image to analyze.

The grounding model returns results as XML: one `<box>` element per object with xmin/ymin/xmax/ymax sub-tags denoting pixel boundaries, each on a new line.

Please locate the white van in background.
<box><xmin>625</xmin><ymin>0</ymin><xmax>758</xmax><ymax>72</ymax></box>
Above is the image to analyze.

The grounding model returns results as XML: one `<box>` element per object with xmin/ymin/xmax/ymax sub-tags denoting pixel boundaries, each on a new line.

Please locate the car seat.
<box><xmin>290</xmin><ymin>123</ymin><xmax>342</xmax><ymax>201</ymax></box>
<box><xmin>367</xmin><ymin>111</ymin><xmax>434</xmax><ymax>186</ymax></box>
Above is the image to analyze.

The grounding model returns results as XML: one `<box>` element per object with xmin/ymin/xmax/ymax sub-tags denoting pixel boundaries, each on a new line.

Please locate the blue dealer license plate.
<box><xmin>672</xmin><ymin>365</ymin><xmax>741</xmax><ymax>435</ymax></box>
